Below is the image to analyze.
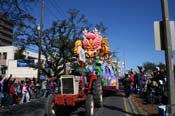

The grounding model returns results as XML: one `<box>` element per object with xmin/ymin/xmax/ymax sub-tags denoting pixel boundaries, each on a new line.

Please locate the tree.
<box><xmin>143</xmin><ymin>62</ymin><xmax>156</xmax><ymax>72</ymax></box>
<box><xmin>14</xmin><ymin>46</ymin><xmax>25</xmax><ymax>59</ymax></box>
<box><xmin>0</xmin><ymin>0</ymin><xmax>38</xmax><ymax>25</ymax></box>
<box><xmin>157</xmin><ymin>62</ymin><xmax>166</xmax><ymax>71</ymax></box>
<box><xmin>95</xmin><ymin>21</ymin><xmax>107</xmax><ymax>36</ymax></box>
<box><xmin>0</xmin><ymin>0</ymin><xmax>38</xmax><ymax>47</ymax></box>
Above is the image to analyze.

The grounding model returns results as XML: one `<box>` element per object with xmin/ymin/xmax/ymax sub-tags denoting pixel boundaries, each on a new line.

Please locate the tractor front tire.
<box><xmin>86</xmin><ymin>94</ymin><xmax>94</xmax><ymax>116</ymax></box>
<box><xmin>45</xmin><ymin>94</ymin><xmax>56</xmax><ymax>116</ymax></box>
<box><xmin>92</xmin><ymin>78</ymin><xmax>103</xmax><ymax>107</ymax></box>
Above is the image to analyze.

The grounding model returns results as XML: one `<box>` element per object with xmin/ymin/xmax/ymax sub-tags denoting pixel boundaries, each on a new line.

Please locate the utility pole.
<box><xmin>37</xmin><ymin>0</ymin><xmax>44</xmax><ymax>81</ymax></box>
<box><xmin>161</xmin><ymin>0</ymin><xmax>175</xmax><ymax>113</ymax></box>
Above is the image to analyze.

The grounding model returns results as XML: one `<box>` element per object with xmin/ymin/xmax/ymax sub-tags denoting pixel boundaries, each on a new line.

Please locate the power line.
<box><xmin>53</xmin><ymin>0</ymin><xmax>68</xmax><ymax>18</ymax></box>
<box><xmin>45</xmin><ymin>3</ymin><xmax>59</xmax><ymax>20</ymax></box>
<box><xmin>48</xmin><ymin>0</ymin><xmax>67</xmax><ymax>19</ymax></box>
<box><xmin>51</xmin><ymin>0</ymin><xmax>67</xmax><ymax>18</ymax></box>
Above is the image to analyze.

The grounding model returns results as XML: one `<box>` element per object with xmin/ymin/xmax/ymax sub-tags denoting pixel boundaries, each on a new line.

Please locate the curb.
<box><xmin>128</xmin><ymin>95</ymin><xmax>150</xmax><ymax>116</ymax></box>
<box><xmin>128</xmin><ymin>96</ymin><xmax>138</xmax><ymax>115</ymax></box>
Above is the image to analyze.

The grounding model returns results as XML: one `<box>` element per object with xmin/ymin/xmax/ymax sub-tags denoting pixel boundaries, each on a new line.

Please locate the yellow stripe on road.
<box><xmin>123</xmin><ymin>97</ymin><xmax>129</xmax><ymax>116</ymax></box>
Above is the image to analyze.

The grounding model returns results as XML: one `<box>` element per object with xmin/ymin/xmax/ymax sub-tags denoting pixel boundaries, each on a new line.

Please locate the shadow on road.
<box><xmin>0</xmin><ymin>99</ymin><xmax>46</xmax><ymax>116</ymax></box>
<box><xmin>55</xmin><ymin>106</ymin><xmax>85</xmax><ymax>116</ymax></box>
<box><xmin>103</xmin><ymin>104</ymin><xmax>147</xmax><ymax>116</ymax></box>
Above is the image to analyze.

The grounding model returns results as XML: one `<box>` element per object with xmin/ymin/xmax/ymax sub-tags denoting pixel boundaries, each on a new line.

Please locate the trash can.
<box><xmin>158</xmin><ymin>105</ymin><xmax>166</xmax><ymax>116</ymax></box>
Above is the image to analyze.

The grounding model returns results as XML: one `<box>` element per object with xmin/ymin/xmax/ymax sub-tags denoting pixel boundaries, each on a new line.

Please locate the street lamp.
<box><xmin>37</xmin><ymin>0</ymin><xmax>44</xmax><ymax>81</ymax></box>
<box><xmin>37</xmin><ymin>24</ymin><xmax>41</xmax><ymax>81</ymax></box>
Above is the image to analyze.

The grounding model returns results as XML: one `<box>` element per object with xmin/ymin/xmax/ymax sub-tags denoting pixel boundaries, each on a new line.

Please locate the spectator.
<box><xmin>0</xmin><ymin>75</ymin><xmax>5</xmax><ymax>107</ymax></box>
<box><xmin>50</xmin><ymin>77</ymin><xmax>56</xmax><ymax>93</ymax></box>
<box><xmin>123</xmin><ymin>73</ymin><xmax>131</xmax><ymax>98</ymax></box>
<box><xmin>54</xmin><ymin>77</ymin><xmax>60</xmax><ymax>93</ymax></box>
<box><xmin>138</xmin><ymin>72</ymin><xmax>145</xmax><ymax>93</ymax></box>
<box><xmin>2</xmin><ymin>74</ymin><xmax>13</xmax><ymax>106</ymax></box>
<box><xmin>9</xmin><ymin>80</ymin><xmax>16</xmax><ymax>106</ymax></box>
<box><xmin>46</xmin><ymin>77</ymin><xmax>51</xmax><ymax>96</ymax></box>
<box><xmin>133</xmin><ymin>71</ymin><xmax>139</xmax><ymax>89</ymax></box>
<box><xmin>41</xmin><ymin>78</ymin><xmax>47</xmax><ymax>97</ymax></box>
<box><xmin>29</xmin><ymin>80</ymin><xmax>35</xmax><ymax>98</ymax></box>
<box><xmin>129</xmin><ymin>71</ymin><xmax>135</xmax><ymax>89</ymax></box>
<box><xmin>35</xmin><ymin>81</ymin><xmax>41</xmax><ymax>98</ymax></box>
<box><xmin>14</xmin><ymin>83</ymin><xmax>21</xmax><ymax>104</ymax></box>
<box><xmin>20</xmin><ymin>82</ymin><xmax>30</xmax><ymax>104</ymax></box>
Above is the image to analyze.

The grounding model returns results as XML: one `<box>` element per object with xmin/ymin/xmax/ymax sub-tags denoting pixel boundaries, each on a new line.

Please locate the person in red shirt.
<box><xmin>9</xmin><ymin>80</ymin><xmax>16</xmax><ymax>106</ymax></box>
<box><xmin>129</xmin><ymin>71</ymin><xmax>135</xmax><ymax>89</ymax></box>
<box><xmin>50</xmin><ymin>77</ymin><xmax>55</xmax><ymax>93</ymax></box>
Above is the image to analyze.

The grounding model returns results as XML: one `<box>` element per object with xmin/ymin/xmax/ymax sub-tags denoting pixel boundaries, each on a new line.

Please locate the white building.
<box><xmin>0</xmin><ymin>46</ymin><xmax>45</xmax><ymax>80</ymax></box>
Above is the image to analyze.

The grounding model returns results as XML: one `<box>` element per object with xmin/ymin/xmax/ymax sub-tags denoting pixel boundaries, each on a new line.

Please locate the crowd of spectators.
<box><xmin>123</xmin><ymin>66</ymin><xmax>167</xmax><ymax>105</ymax></box>
<box><xmin>0</xmin><ymin>74</ymin><xmax>59</xmax><ymax>108</ymax></box>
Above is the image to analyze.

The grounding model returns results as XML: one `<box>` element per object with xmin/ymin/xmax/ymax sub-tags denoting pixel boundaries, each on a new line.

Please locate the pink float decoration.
<box><xmin>82</xmin><ymin>28</ymin><xmax>101</xmax><ymax>57</ymax></box>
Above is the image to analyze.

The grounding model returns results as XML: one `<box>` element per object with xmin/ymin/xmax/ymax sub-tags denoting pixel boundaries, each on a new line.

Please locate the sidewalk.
<box><xmin>129</xmin><ymin>93</ymin><xmax>159</xmax><ymax>116</ymax></box>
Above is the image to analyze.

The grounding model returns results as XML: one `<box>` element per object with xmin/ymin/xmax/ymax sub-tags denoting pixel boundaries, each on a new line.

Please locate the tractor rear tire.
<box><xmin>92</xmin><ymin>78</ymin><xmax>103</xmax><ymax>107</ymax></box>
<box><xmin>86</xmin><ymin>94</ymin><xmax>94</xmax><ymax>116</ymax></box>
<box><xmin>45</xmin><ymin>94</ymin><xmax>56</xmax><ymax>116</ymax></box>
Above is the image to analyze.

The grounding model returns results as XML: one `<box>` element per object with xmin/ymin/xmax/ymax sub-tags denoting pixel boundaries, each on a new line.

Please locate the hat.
<box><xmin>159</xmin><ymin>80</ymin><xmax>163</xmax><ymax>85</ymax></box>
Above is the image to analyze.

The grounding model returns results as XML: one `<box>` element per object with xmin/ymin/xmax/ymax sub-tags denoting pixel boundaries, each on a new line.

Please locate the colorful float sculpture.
<box><xmin>74</xmin><ymin>28</ymin><xmax>119</xmax><ymax>93</ymax></box>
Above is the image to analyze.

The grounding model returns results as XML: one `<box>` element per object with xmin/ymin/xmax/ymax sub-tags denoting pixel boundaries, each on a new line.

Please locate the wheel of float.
<box><xmin>86</xmin><ymin>94</ymin><xmax>94</xmax><ymax>116</ymax></box>
<box><xmin>92</xmin><ymin>78</ymin><xmax>103</xmax><ymax>107</ymax></box>
<box><xmin>45</xmin><ymin>94</ymin><xmax>56</xmax><ymax>116</ymax></box>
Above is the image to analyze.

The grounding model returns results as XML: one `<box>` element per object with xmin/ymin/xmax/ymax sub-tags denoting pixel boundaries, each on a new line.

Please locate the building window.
<box><xmin>3</xmin><ymin>52</ymin><xmax>7</xmax><ymax>60</ymax></box>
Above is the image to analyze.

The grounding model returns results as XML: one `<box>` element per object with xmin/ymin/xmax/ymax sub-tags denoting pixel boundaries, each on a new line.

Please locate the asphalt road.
<box><xmin>0</xmin><ymin>98</ymin><xmax>46</xmax><ymax>116</ymax></box>
<box><xmin>0</xmin><ymin>91</ymin><xmax>136</xmax><ymax>116</ymax></box>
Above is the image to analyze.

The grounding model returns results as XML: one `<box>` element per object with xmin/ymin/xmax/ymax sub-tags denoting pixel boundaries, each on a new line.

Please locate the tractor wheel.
<box><xmin>45</xmin><ymin>94</ymin><xmax>56</xmax><ymax>116</ymax></box>
<box><xmin>92</xmin><ymin>78</ymin><xmax>103</xmax><ymax>107</ymax></box>
<box><xmin>86</xmin><ymin>94</ymin><xmax>94</xmax><ymax>116</ymax></box>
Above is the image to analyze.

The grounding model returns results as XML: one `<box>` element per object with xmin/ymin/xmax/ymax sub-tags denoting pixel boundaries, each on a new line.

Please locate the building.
<box><xmin>0</xmin><ymin>46</ymin><xmax>45</xmax><ymax>80</ymax></box>
<box><xmin>0</xmin><ymin>14</ymin><xmax>13</xmax><ymax>46</ymax></box>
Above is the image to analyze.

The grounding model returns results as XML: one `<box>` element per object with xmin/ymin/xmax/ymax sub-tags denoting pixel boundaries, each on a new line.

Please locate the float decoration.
<box><xmin>74</xmin><ymin>28</ymin><xmax>119</xmax><ymax>92</ymax></box>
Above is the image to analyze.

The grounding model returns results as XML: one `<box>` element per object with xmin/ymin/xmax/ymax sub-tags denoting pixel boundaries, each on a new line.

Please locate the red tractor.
<box><xmin>45</xmin><ymin>63</ymin><xmax>103</xmax><ymax>116</ymax></box>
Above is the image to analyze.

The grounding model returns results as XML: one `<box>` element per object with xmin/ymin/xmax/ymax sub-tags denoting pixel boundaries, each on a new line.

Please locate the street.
<box><xmin>0</xmin><ymin>91</ymin><xmax>136</xmax><ymax>116</ymax></box>
<box><xmin>94</xmin><ymin>92</ymin><xmax>134</xmax><ymax>116</ymax></box>
<box><xmin>0</xmin><ymin>98</ymin><xmax>46</xmax><ymax>116</ymax></box>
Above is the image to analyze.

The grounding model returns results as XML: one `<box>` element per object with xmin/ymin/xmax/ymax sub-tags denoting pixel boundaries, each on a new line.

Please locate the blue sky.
<box><xmin>30</xmin><ymin>0</ymin><xmax>175</xmax><ymax>71</ymax></box>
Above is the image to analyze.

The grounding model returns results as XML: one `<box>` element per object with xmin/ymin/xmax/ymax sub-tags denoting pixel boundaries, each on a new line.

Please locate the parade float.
<box><xmin>74</xmin><ymin>28</ymin><xmax>119</xmax><ymax>94</ymax></box>
<box><xmin>45</xmin><ymin>29</ymin><xmax>104</xmax><ymax>116</ymax></box>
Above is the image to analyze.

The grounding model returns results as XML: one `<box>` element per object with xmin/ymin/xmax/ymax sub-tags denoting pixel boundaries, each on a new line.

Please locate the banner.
<box><xmin>17</xmin><ymin>59</ymin><xmax>34</xmax><ymax>67</ymax></box>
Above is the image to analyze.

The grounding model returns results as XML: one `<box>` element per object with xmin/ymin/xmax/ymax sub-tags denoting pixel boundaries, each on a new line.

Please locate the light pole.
<box><xmin>37</xmin><ymin>0</ymin><xmax>44</xmax><ymax>81</ymax></box>
<box><xmin>161</xmin><ymin>0</ymin><xmax>175</xmax><ymax>113</ymax></box>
